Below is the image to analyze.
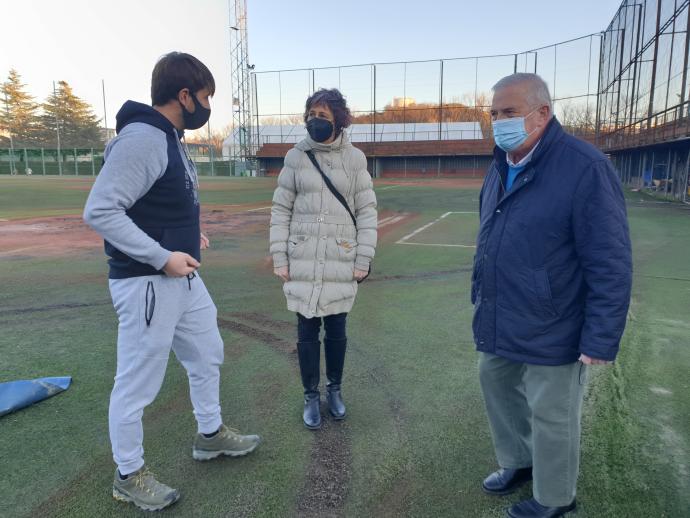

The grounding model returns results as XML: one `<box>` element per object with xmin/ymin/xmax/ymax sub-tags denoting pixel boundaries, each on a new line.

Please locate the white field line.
<box><xmin>397</xmin><ymin>242</ymin><xmax>476</xmax><ymax>248</ymax></box>
<box><xmin>0</xmin><ymin>244</ymin><xmax>52</xmax><ymax>257</ymax></box>
<box><xmin>396</xmin><ymin>211</ymin><xmax>454</xmax><ymax>243</ymax></box>
<box><xmin>396</xmin><ymin>211</ymin><xmax>478</xmax><ymax>248</ymax></box>
<box><xmin>246</xmin><ymin>206</ymin><xmax>272</xmax><ymax>212</ymax></box>
<box><xmin>378</xmin><ymin>215</ymin><xmax>406</xmax><ymax>228</ymax></box>
<box><xmin>377</xmin><ymin>185</ymin><xmax>401</xmax><ymax>191</ymax></box>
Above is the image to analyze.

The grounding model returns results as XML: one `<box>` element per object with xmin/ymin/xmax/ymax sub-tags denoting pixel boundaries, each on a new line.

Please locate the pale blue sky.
<box><xmin>0</xmin><ymin>0</ymin><xmax>622</xmax><ymax>135</ymax></box>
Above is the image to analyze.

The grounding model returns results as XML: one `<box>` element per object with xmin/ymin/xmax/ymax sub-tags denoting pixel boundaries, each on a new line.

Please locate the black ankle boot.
<box><xmin>303</xmin><ymin>393</ymin><xmax>321</xmax><ymax>429</ymax></box>
<box><xmin>327</xmin><ymin>384</ymin><xmax>346</xmax><ymax>419</ymax></box>
<box><xmin>324</xmin><ymin>337</ymin><xmax>347</xmax><ymax>419</ymax></box>
<box><xmin>297</xmin><ymin>341</ymin><xmax>321</xmax><ymax>430</ymax></box>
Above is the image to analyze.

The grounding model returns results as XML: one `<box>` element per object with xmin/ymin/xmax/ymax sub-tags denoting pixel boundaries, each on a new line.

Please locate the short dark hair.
<box><xmin>151</xmin><ymin>52</ymin><xmax>216</xmax><ymax>106</ymax></box>
<box><xmin>303</xmin><ymin>88</ymin><xmax>353</xmax><ymax>135</ymax></box>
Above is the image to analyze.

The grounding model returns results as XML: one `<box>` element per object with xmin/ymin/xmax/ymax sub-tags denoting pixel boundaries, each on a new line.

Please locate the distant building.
<box><xmin>391</xmin><ymin>97</ymin><xmax>416</xmax><ymax>108</ymax></box>
<box><xmin>222</xmin><ymin>121</ymin><xmax>483</xmax><ymax>159</ymax></box>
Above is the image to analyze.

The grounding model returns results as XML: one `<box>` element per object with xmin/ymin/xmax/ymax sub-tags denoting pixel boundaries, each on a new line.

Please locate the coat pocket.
<box><xmin>287</xmin><ymin>235</ymin><xmax>309</xmax><ymax>260</ymax></box>
<box><xmin>335</xmin><ymin>237</ymin><xmax>357</xmax><ymax>261</ymax></box>
<box><xmin>533</xmin><ymin>267</ymin><xmax>559</xmax><ymax>318</ymax></box>
<box><xmin>471</xmin><ymin>253</ymin><xmax>482</xmax><ymax>305</ymax></box>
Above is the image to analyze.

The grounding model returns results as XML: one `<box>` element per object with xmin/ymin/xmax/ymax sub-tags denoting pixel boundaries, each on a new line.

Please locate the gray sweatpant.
<box><xmin>479</xmin><ymin>352</ymin><xmax>588</xmax><ymax>507</ymax></box>
<box><xmin>108</xmin><ymin>273</ymin><xmax>224</xmax><ymax>475</ymax></box>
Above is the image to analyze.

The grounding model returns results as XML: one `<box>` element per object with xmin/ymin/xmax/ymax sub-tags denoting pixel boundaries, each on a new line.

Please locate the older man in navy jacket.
<box><xmin>472</xmin><ymin>73</ymin><xmax>632</xmax><ymax>518</ymax></box>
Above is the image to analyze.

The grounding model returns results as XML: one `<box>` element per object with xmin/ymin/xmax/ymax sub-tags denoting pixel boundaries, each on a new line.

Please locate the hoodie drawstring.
<box><xmin>187</xmin><ymin>272</ymin><xmax>196</xmax><ymax>290</ymax></box>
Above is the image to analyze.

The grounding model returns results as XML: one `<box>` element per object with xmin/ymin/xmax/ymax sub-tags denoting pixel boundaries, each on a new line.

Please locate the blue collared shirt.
<box><xmin>506</xmin><ymin>141</ymin><xmax>540</xmax><ymax>190</ymax></box>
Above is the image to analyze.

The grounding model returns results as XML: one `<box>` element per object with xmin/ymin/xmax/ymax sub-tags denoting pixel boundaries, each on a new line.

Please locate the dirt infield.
<box><xmin>0</xmin><ymin>204</ymin><xmax>415</xmax><ymax>259</ymax></box>
<box><xmin>0</xmin><ymin>204</ymin><xmax>272</xmax><ymax>259</ymax></box>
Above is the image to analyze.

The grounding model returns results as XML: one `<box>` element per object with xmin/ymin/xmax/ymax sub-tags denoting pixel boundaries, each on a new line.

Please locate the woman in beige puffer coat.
<box><xmin>270</xmin><ymin>89</ymin><xmax>377</xmax><ymax>429</ymax></box>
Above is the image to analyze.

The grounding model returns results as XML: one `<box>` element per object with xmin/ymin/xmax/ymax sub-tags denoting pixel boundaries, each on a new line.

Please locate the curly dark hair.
<box><xmin>303</xmin><ymin>88</ymin><xmax>353</xmax><ymax>136</ymax></box>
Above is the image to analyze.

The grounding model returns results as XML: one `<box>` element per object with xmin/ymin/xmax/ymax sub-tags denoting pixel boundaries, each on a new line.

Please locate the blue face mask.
<box><xmin>491</xmin><ymin>109</ymin><xmax>539</xmax><ymax>152</ymax></box>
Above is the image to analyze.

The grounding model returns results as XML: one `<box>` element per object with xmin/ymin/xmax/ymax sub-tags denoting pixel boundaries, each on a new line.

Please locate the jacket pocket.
<box><xmin>533</xmin><ymin>267</ymin><xmax>559</xmax><ymax>317</ymax></box>
<box><xmin>471</xmin><ymin>292</ymin><xmax>482</xmax><ymax>341</ymax></box>
<box><xmin>471</xmin><ymin>253</ymin><xmax>482</xmax><ymax>305</ymax></box>
<box><xmin>335</xmin><ymin>237</ymin><xmax>357</xmax><ymax>261</ymax></box>
<box><xmin>287</xmin><ymin>235</ymin><xmax>309</xmax><ymax>259</ymax></box>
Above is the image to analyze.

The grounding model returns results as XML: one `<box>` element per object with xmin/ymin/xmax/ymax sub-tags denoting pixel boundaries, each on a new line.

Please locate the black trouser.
<box><xmin>296</xmin><ymin>313</ymin><xmax>347</xmax><ymax>396</ymax></box>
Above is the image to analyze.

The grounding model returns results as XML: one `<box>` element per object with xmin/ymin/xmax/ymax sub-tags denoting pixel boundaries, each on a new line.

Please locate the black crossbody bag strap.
<box><xmin>305</xmin><ymin>150</ymin><xmax>370</xmax><ymax>282</ymax></box>
<box><xmin>305</xmin><ymin>150</ymin><xmax>357</xmax><ymax>226</ymax></box>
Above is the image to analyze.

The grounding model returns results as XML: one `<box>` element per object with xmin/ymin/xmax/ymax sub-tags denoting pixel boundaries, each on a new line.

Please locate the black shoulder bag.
<box><xmin>305</xmin><ymin>150</ymin><xmax>371</xmax><ymax>283</ymax></box>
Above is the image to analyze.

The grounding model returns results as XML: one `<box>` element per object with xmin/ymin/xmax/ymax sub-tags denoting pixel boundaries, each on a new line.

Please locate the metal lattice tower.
<box><xmin>229</xmin><ymin>0</ymin><xmax>253</xmax><ymax>162</ymax></box>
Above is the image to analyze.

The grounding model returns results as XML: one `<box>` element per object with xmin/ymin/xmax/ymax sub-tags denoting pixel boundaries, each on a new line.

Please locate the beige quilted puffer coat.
<box><xmin>270</xmin><ymin>133</ymin><xmax>378</xmax><ymax>318</ymax></box>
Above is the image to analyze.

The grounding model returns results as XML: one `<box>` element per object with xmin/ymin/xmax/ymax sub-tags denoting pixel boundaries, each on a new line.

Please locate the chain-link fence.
<box><xmin>0</xmin><ymin>148</ymin><xmax>250</xmax><ymax>177</ymax></box>
<box><xmin>598</xmin><ymin>0</ymin><xmax>690</xmax><ymax>144</ymax></box>
<box><xmin>611</xmin><ymin>145</ymin><xmax>690</xmax><ymax>201</ymax></box>
<box><xmin>597</xmin><ymin>0</ymin><xmax>690</xmax><ymax>201</ymax></box>
<box><xmin>249</xmin><ymin>34</ymin><xmax>601</xmax><ymax>152</ymax></box>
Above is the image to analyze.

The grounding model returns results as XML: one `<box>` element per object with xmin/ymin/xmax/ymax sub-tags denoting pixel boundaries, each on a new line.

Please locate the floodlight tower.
<box><xmin>229</xmin><ymin>0</ymin><xmax>254</xmax><ymax>165</ymax></box>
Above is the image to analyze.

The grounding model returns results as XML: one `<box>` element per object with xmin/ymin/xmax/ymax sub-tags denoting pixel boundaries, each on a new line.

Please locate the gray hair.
<box><xmin>492</xmin><ymin>73</ymin><xmax>553</xmax><ymax>116</ymax></box>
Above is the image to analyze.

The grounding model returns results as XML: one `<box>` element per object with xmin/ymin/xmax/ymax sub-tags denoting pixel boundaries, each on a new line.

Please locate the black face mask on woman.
<box><xmin>180</xmin><ymin>91</ymin><xmax>211</xmax><ymax>130</ymax></box>
<box><xmin>306</xmin><ymin>117</ymin><xmax>334</xmax><ymax>142</ymax></box>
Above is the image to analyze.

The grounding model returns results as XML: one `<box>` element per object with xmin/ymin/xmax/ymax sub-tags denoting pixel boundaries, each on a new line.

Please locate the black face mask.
<box><xmin>180</xmin><ymin>91</ymin><xmax>211</xmax><ymax>130</ymax></box>
<box><xmin>306</xmin><ymin>117</ymin><xmax>334</xmax><ymax>142</ymax></box>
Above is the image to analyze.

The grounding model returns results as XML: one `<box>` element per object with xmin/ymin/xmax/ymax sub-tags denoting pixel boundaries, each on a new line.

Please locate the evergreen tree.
<box><xmin>39</xmin><ymin>80</ymin><xmax>103</xmax><ymax>147</ymax></box>
<box><xmin>0</xmin><ymin>69</ymin><xmax>41</xmax><ymax>146</ymax></box>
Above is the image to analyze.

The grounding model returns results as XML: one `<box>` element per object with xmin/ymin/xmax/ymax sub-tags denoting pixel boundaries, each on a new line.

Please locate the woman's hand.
<box><xmin>354</xmin><ymin>268</ymin><xmax>369</xmax><ymax>281</ymax></box>
<box><xmin>200</xmin><ymin>232</ymin><xmax>210</xmax><ymax>250</ymax></box>
<box><xmin>274</xmin><ymin>266</ymin><xmax>290</xmax><ymax>282</ymax></box>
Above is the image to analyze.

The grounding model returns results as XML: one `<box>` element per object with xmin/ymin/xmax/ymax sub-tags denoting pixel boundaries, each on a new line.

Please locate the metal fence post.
<box><xmin>74</xmin><ymin>148</ymin><xmax>78</xmax><ymax>175</ymax></box>
<box><xmin>41</xmin><ymin>148</ymin><xmax>46</xmax><ymax>175</ymax></box>
<box><xmin>91</xmin><ymin>148</ymin><xmax>95</xmax><ymax>176</ymax></box>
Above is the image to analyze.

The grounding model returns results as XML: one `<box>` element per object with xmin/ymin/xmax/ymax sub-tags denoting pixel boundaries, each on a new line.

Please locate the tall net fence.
<box><xmin>598</xmin><ymin>0</ymin><xmax>690</xmax><ymax>201</ymax></box>
<box><xmin>0</xmin><ymin>147</ymin><xmax>248</xmax><ymax>177</ymax></box>
<box><xmin>249</xmin><ymin>34</ymin><xmax>601</xmax><ymax>150</ymax></box>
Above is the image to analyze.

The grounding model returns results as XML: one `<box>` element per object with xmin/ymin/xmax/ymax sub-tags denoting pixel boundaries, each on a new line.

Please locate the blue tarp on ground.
<box><xmin>0</xmin><ymin>376</ymin><xmax>71</xmax><ymax>417</ymax></box>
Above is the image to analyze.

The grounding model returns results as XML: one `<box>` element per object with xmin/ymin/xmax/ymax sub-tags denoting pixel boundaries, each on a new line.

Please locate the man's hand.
<box><xmin>163</xmin><ymin>252</ymin><xmax>200</xmax><ymax>277</ymax></box>
<box><xmin>579</xmin><ymin>353</ymin><xmax>612</xmax><ymax>365</ymax></box>
<box><xmin>354</xmin><ymin>268</ymin><xmax>369</xmax><ymax>281</ymax></box>
<box><xmin>274</xmin><ymin>266</ymin><xmax>289</xmax><ymax>282</ymax></box>
<box><xmin>200</xmin><ymin>232</ymin><xmax>210</xmax><ymax>250</ymax></box>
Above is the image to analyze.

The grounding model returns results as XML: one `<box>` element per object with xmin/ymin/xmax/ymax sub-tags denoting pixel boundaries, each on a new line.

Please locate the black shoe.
<box><xmin>482</xmin><ymin>467</ymin><xmax>533</xmax><ymax>495</ymax></box>
<box><xmin>507</xmin><ymin>498</ymin><xmax>576</xmax><ymax>518</ymax></box>
<box><xmin>327</xmin><ymin>385</ymin><xmax>346</xmax><ymax>419</ymax></box>
<box><xmin>303</xmin><ymin>393</ymin><xmax>321</xmax><ymax>430</ymax></box>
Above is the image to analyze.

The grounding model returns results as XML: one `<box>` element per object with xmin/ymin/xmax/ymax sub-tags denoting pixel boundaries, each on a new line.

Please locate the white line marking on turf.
<box><xmin>396</xmin><ymin>211</ymin><xmax>454</xmax><ymax>243</ymax></box>
<box><xmin>396</xmin><ymin>211</ymin><xmax>478</xmax><ymax>247</ymax></box>
<box><xmin>247</xmin><ymin>206</ymin><xmax>272</xmax><ymax>212</ymax></box>
<box><xmin>398</xmin><ymin>242</ymin><xmax>476</xmax><ymax>248</ymax></box>
<box><xmin>378</xmin><ymin>185</ymin><xmax>401</xmax><ymax>191</ymax></box>
<box><xmin>0</xmin><ymin>245</ymin><xmax>51</xmax><ymax>256</ymax></box>
<box><xmin>379</xmin><ymin>215</ymin><xmax>406</xmax><ymax>228</ymax></box>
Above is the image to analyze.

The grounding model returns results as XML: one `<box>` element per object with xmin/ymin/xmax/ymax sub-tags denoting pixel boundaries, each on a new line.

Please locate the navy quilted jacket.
<box><xmin>471</xmin><ymin>118</ymin><xmax>632</xmax><ymax>365</ymax></box>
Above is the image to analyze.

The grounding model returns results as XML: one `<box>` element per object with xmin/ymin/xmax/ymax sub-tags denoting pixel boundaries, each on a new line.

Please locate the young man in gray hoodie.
<box><xmin>84</xmin><ymin>52</ymin><xmax>261</xmax><ymax>511</ymax></box>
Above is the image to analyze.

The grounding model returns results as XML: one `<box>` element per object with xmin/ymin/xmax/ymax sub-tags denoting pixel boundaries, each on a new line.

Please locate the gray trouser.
<box><xmin>108</xmin><ymin>273</ymin><xmax>224</xmax><ymax>475</ymax></box>
<box><xmin>478</xmin><ymin>352</ymin><xmax>588</xmax><ymax>507</ymax></box>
